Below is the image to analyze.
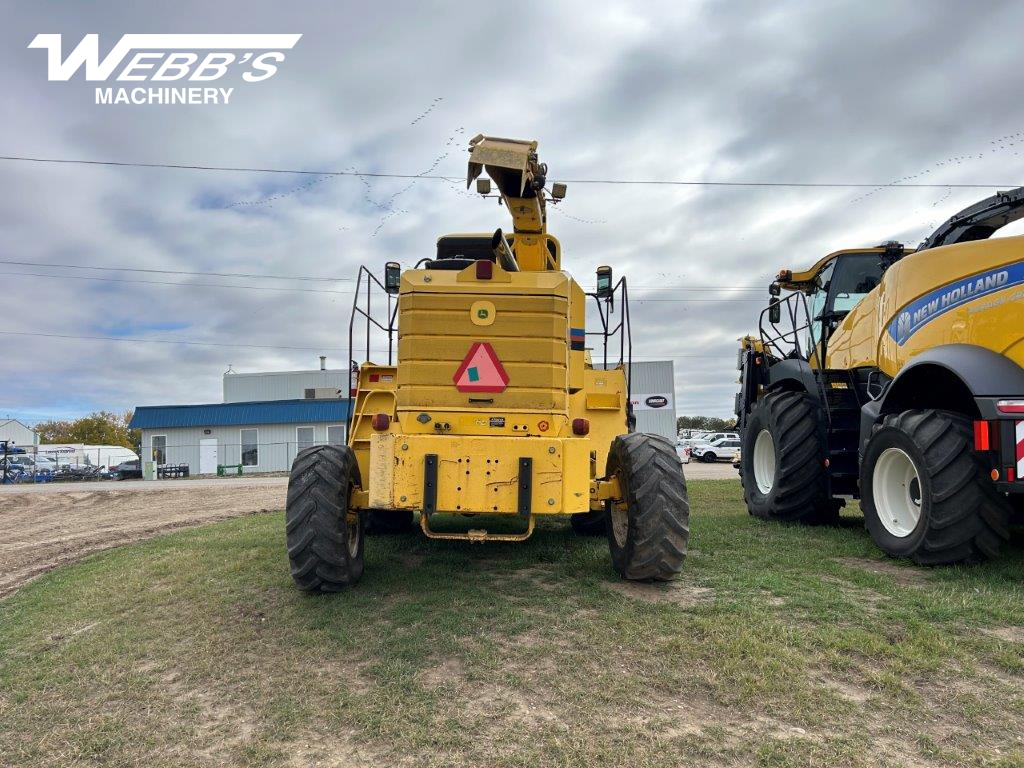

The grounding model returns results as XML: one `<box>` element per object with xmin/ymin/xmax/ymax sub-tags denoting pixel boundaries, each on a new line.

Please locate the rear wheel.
<box><xmin>570</xmin><ymin>510</ymin><xmax>607</xmax><ymax>536</ymax></box>
<box><xmin>701</xmin><ymin>452</ymin><xmax>718</xmax><ymax>463</ymax></box>
<box><xmin>741</xmin><ymin>390</ymin><xmax>835</xmax><ymax>523</ymax></box>
<box><xmin>606</xmin><ymin>434</ymin><xmax>689</xmax><ymax>581</ymax></box>
<box><xmin>285</xmin><ymin>445</ymin><xmax>364</xmax><ymax>592</ymax></box>
<box><xmin>861</xmin><ymin>410</ymin><xmax>1011</xmax><ymax>564</ymax></box>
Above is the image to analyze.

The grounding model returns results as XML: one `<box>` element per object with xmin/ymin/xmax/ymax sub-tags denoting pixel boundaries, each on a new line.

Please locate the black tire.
<box><xmin>285</xmin><ymin>445</ymin><xmax>364</xmax><ymax>592</ymax></box>
<box><xmin>701</xmin><ymin>452</ymin><xmax>718</xmax><ymax>463</ymax></box>
<box><xmin>365</xmin><ymin>509</ymin><xmax>414</xmax><ymax>534</ymax></box>
<box><xmin>570</xmin><ymin>509</ymin><xmax>607</xmax><ymax>536</ymax></box>
<box><xmin>605</xmin><ymin>433</ymin><xmax>689</xmax><ymax>581</ymax></box>
<box><xmin>741</xmin><ymin>390</ymin><xmax>835</xmax><ymax>524</ymax></box>
<box><xmin>860</xmin><ymin>409</ymin><xmax>1011</xmax><ymax>565</ymax></box>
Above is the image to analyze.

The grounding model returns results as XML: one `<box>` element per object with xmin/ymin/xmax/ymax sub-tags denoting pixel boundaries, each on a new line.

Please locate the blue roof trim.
<box><xmin>129</xmin><ymin>399</ymin><xmax>351</xmax><ymax>429</ymax></box>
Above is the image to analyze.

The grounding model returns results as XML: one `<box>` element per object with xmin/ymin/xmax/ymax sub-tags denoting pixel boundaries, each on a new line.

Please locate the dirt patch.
<box><xmin>604</xmin><ymin>579</ymin><xmax>714</xmax><ymax>608</ymax></box>
<box><xmin>837</xmin><ymin>557</ymin><xmax>932</xmax><ymax>586</ymax></box>
<box><xmin>982</xmin><ymin>626</ymin><xmax>1024</xmax><ymax>643</ymax></box>
<box><xmin>0</xmin><ymin>483</ymin><xmax>284</xmax><ymax>599</ymax></box>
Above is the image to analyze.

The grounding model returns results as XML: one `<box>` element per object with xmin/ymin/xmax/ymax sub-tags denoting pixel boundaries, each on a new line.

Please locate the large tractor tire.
<box><xmin>741</xmin><ymin>390</ymin><xmax>836</xmax><ymax>524</ymax></box>
<box><xmin>365</xmin><ymin>509</ymin><xmax>414</xmax><ymax>534</ymax></box>
<box><xmin>605</xmin><ymin>433</ymin><xmax>689</xmax><ymax>581</ymax></box>
<box><xmin>860</xmin><ymin>409</ymin><xmax>1011</xmax><ymax>565</ymax></box>
<box><xmin>570</xmin><ymin>509</ymin><xmax>608</xmax><ymax>536</ymax></box>
<box><xmin>285</xmin><ymin>445</ymin><xmax>365</xmax><ymax>592</ymax></box>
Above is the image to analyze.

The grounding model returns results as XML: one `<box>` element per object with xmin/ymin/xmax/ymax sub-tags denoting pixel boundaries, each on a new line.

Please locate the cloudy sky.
<box><xmin>2</xmin><ymin>0</ymin><xmax>1024</xmax><ymax>423</ymax></box>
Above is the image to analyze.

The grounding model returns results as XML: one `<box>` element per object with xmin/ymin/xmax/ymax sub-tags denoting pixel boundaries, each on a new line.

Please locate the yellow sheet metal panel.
<box><xmin>570</xmin><ymin>366</ymin><xmax>628</xmax><ymax>491</ymax></box>
<box><xmin>395</xmin><ymin>412</ymin><xmax>569</xmax><ymax>438</ymax></box>
<box><xmin>368</xmin><ymin>433</ymin><xmax>395</xmax><ymax>508</ymax></box>
<box><xmin>825</xmin><ymin>236</ymin><xmax>1024</xmax><ymax>374</ymax></box>
<box><xmin>385</xmin><ymin>434</ymin><xmax>590</xmax><ymax>514</ymax></box>
<box><xmin>397</xmin><ymin>269</ymin><xmax>572</xmax><ymax>413</ymax></box>
<box><xmin>568</xmin><ymin>279</ymin><xmax>586</xmax><ymax>392</ymax></box>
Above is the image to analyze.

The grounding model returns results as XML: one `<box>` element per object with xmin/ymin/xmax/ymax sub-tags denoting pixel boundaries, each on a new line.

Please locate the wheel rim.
<box><xmin>752</xmin><ymin>429</ymin><xmax>776</xmax><ymax>494</ymax></box>
<box><xmin>872</xmin><ymin>447</ymin><xmax>923</xmax><ymax>538</ymax></box>
<box><xmin>346</xmin><ymin>512</ymin><xmax>361</xmax><ymax>558</ymax></box>
<box><xmin>610</xmin><ymin>499</ymin><xmax>629</xmax><ymax>548</ymax></box>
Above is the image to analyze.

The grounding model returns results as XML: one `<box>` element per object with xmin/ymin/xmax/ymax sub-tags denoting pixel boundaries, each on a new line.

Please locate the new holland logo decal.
<box><xmin>887</xmin><ymin>261</ymin><xmax>1024</xmax><ymax>346</ymax></box>
<box><xmin>453</xmin><ymin>342</ymin><xmax>509</xmax><ymax>393</ymax></box>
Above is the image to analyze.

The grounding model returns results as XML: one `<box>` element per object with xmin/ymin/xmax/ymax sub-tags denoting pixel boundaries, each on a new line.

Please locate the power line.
<box><xmin>0</xmin><ymin>271</ymin><xmax>356</xmax><ymax>296</ymax></box>
<box><xmin>2</xmin><ymin>268</ymin><xmax>767</xmax><ymax>300</ymax></box>
<box><xmin>2</xmin><ymin>271</ymin><xmax>766</xmax><ymax>301</ymax></box>
<box><xmin>0</xmin><ymin>329</ymin><xmax>734</xmax><ymax>358</ymax></box>
<box><xmin>0</xmin><ymin>154</ymin><xmax>1017</xmax><ymax>189</ymax></box>
<box><xmin>0</xmin><ymin>330</ymin><xmax>344</xmax><ymax>352</ymax></box>
<box><xmin>0</xmin><ymin>259</ymin><xmax>768</xmax><ymax>292</ymax></box>
<box><xmin>0</xmin><ymin>258</ymin><xmax>353</xmax><ymax>283</ymax></box>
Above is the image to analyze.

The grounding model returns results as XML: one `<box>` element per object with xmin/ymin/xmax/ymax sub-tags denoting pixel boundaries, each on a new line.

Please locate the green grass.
<box><xmin>2</xmin><ymin>480</ymin><xmax>1024</xmax><ymax>767</ymax></box>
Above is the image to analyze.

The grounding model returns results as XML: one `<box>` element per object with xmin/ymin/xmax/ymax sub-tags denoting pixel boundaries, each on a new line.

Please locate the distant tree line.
<box><xmin>35</xmin><ymin>410</ymin><xmax>140</xmax><ymax>449</ymax></box>
<box><xmin>676</xmin><ymin>415</ymin><xmax>736</xmax><ymax>432</ymax></box>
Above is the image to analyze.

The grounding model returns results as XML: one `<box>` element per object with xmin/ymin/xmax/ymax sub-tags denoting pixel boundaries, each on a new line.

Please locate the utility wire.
<box><xmin>0</xmin><ymin>258</ymin><xmax>354</xmax><ymax>283</ymax></box>
<box><xmin>0</xmin><ymin>154</ymin><xmax>1017</xmax><ymax>189</ymax></box>
<box><xmin>0</xmin><ymin>259</ymin><xmax>768</xmax><ymax>292</ymax></box>
<box><xmin>0</xmin><ymin>271</ymin><xmax>356</xmax><ymax>296</ymax></box>
<box><xmin>2</xmin><ymin>271</ymin><xmax>766</xmax><ymax>301</ymax></box>
<box><xmin>0</xmin><ymin>329</ymin><xmax>733</xmax><ymax>357</ymax></box>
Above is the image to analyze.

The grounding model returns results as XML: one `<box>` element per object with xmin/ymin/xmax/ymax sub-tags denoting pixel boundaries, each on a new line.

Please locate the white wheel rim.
<box><xmin>347</xmin><ymin>513</ymin><xmax>361</xmax><ymax>558</ymax></box>
<box><xmin>752</xmin><ymin>430</ymin><xmax>776</xmax><ymax>494</ymax></box>
<box><xmin>611</xmin><ymin>501</ymin><xmax>628</xmax><ymax>548</ymax></box>
<box><xmin>872</xmin><ymin>447</ymin><xmax>923</xmax><ymax>538</ymax></box>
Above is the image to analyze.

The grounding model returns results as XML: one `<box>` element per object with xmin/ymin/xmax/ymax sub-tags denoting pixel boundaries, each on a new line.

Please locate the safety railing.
<box><xmin>586</xmin><ymin>276</ymin><xmax>633</xmax><ymax>401</ymax></box>
<box><xmin>758</xmin><ymin>291</ymin><xmax>831</xmax><ymax>419</ymax></box>
<box><xmin>347</xmin><ymin>265</ymin><xmax>399</xmax><ymax>435</ymax></box>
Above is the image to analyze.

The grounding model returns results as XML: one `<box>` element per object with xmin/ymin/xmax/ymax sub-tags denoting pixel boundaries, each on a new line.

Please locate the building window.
<box><xmin>296</xmin><ymin>426</ymin><xmax>315</xmax><ymax>452</ymax></box>
<box><xmin>327</xmin><ymin>425</ymin><xmax>345</xmax><ymax>446</ymax></box>
<box><xmin>152</xmin><ymin>435</ymin><xmax>167</xmax><ymax>465</ymax></box>
<box><xmin>240</xmin><ymin>429</ymin><xmax>258</xmax><ymax>467</ymax></box>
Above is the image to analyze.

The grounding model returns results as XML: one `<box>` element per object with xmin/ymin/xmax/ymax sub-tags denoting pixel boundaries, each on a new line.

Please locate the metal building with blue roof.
<box><xmin>130</xmin><ymin>365</ymin><xmax>352</xmax><ymax>477</ymax></box>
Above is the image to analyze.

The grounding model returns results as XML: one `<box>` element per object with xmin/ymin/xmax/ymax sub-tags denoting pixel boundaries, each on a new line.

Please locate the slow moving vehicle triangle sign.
<box><xmin>453</xmin><ymin>342</ymin><xmax>509</xmax><ymax>393</ymax></box>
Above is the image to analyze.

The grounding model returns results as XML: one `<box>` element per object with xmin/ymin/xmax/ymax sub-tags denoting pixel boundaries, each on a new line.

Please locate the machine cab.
<box><xmin>772</xmin><ymin>244</ymin><xmax>900</xmax><ymax>357</ymax></box>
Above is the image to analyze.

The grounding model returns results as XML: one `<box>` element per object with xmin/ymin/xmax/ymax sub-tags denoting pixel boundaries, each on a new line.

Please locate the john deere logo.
<box><xmin>470</xmin><ymin>300</ymin><xmax>496</xmax><ymax>327</ymax></box>
<box><xmin>645</xmin><ymin>395</ymin><xmax>669</xmax><ymax>408</ymax></box>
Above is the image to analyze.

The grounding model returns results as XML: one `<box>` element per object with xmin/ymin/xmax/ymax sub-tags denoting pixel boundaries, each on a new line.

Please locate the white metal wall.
<box><xmin>140</xmin><ymin>421</ymin><xmax>346</xmax><ymax>476</ymax></box>
<box><xmin>624</xmin><ymin>361</ymin><xmax>676</xmax><ymax>440</ymax></box>
<box><xmin>0</xmin><ymin>419</ymin><xmax>38</xmax><ymax>447</ymax></box>
<box><xmin>223</xmin><ymin>369</ymin><xmax>349</xmax><ymax>403</ymax></box>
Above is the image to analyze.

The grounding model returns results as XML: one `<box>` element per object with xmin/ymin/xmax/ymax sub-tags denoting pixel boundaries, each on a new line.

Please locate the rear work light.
<box><xmin>996</xmin><ymin>400</ymin><xmax>1024</xmax><ymax>414</ymax></box>
<box><xmin>475</xmin><ymin>259</ymin><xmax>493</xmax><ymax>279</ymax></box>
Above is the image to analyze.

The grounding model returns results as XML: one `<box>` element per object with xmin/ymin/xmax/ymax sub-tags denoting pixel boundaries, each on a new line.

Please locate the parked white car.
<box><xmin>690</xmin><ymin>436</ymin><xmax>742</xmax><ymax>463</ymax></box>
<box><xmin>674</xmin><ymin>441</ymin><xmax>691</xmax><ymax>464</ymax></box>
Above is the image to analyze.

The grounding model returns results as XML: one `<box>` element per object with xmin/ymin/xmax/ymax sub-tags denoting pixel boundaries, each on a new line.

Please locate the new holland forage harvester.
<box><xmin>736</xmin><ymin>187</ymin><xmax>1024</xmax><ymax>564</ymax></box>
<box><xmin>285</xmin><ymin>135</ymin><xmax>689</xmax><ymax>591</ymax></box>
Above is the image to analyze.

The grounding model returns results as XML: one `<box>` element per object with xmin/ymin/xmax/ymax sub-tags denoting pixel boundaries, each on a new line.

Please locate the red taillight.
<box><xmin>369</xmin><ymin>373</ymin><xmax>380</xmax><ymax>383</ymax></box>
<box><xmin>996</xmin><ymin>400</ymin><xmax>1024</xmax><ymax>414</ymax></box>
<box><xmin>572</xmin><ymin>418</ymin><xmax>590</xmax><ymax>436</ymax></box>
<box><xmin>371</xmin><ymin>413</ymin><xmax>390</xmax><ymax>431</ymax></box>
<box><xmin>1007</xmin><ymin>467</ymin><xmax>1016</xmax><ymax>482</ymax></box>
<box><xmin>476</xmin><ymin>260</ymin><xmax>493</xmax><ymax>279</ymax></box>
<box><xmin>974</xmin><ymin>420</ymin><xmax>991</xmax><ymax>451</ymax></box>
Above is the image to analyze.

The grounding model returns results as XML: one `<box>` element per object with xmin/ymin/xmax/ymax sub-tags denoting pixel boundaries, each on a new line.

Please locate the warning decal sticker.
<box><xmin>453</xmin><ymin>342</ymin><xmax>510</xmax><ymax>393</ymax></box>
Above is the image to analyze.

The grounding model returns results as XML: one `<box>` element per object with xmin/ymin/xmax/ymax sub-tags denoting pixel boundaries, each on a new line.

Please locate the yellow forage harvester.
<box><xmin>736</xmin><ymin>187</ymin><xmax>1024</xmax><ymax>564</ymax></box>
<box><xmin>285</xmin><ymin>135</ymin><xmax>689</xmax><ymax>591</ymax></box>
